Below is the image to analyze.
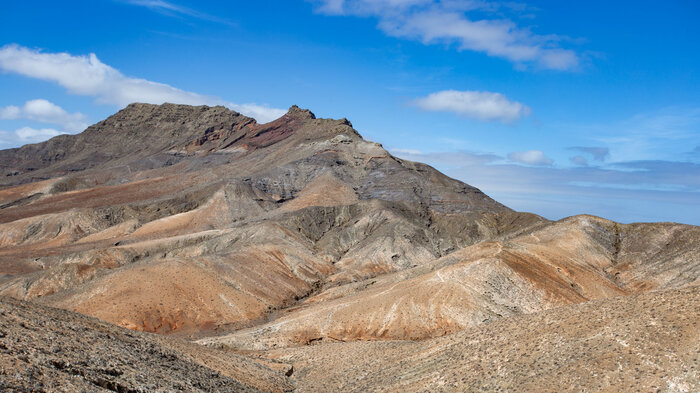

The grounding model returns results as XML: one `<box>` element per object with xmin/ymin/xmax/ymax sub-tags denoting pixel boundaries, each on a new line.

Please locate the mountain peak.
<box><xmin>120</xmin><ymin>102</ymin><xmax>238</xmax><ymax>117</ymax></box>
<box><xmin>286</xmin><ymin>105</ymin><xmax>316</xmax><ymax>120</ymax></box>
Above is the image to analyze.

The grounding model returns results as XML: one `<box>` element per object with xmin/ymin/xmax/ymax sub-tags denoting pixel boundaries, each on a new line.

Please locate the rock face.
<box><xmin>0</xmin><ymin>103</ymin><xmax>698</xmax><ymax>392</ymax></box>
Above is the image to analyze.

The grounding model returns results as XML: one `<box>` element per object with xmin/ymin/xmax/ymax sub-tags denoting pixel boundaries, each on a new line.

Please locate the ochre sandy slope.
<box><xmin>261</xmin><ymin>286</ymin><xmax>700</xmax><ymax>393</ymax></box>
<box><xmin>202</xmin><ymin>215</ymin><xmax>700</xmax><ymax>349</ymax></box>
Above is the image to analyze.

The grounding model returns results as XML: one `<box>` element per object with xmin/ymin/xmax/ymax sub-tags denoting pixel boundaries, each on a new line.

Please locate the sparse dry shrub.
<box><xmin>294</xmin><ymin>327</ymin><xmax>321</xmax><ymax>345</ymax></box>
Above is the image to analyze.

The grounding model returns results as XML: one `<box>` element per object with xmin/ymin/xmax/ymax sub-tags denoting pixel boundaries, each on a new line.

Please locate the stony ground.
<box><xmin>264</xmin><ymin>286</ymin><xmax>700</xmax><ymax>392</ymax></box>
<box><xmin>0</xmin><ymin>295</ymin><xmax>292</xmax><ymax>392</ymax></box>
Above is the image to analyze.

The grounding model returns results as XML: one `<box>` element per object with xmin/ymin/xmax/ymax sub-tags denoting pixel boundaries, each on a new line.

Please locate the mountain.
<box><xmin>0</xmin><ymin>103</ymin><xmax>543</xmax><ymax>336</ymax></box>
<box><xmin>0</xmin><ymin>103</ymin><xmax>697</xmax><ymax>391</ymax></box>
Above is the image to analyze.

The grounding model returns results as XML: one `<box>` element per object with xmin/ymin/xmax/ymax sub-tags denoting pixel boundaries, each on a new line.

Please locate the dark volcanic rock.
<box><xmin>0</xmin><ymin>103</ymin><xmax>252</xmax><ymax>184</ymax></box>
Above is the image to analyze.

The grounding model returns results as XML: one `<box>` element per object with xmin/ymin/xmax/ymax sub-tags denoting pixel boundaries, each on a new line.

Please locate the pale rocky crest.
<box><xmin>0</xmin><ymin>103</ymin><xmax>698</xmax><ymax>392</ymax></box>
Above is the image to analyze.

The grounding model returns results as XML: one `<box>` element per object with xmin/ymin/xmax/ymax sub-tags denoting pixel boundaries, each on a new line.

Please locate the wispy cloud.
<box><xmin>626</xmin><ymin>108</ymin><xmax>700</xmax><ymax>140</ymax></box>
<box><xmin>569</xmin><ymin>155</ymin><xmax>588</xmax><ymax>166</ymax></box>
<box><xmin>412</xmin><ymin>89</ymin><xmax>530</xmax><ymax>122</ymax></box>
<box><xmin>566</xmin><ymin>107</ymin><xmax>700</xmax><ymax>163</ymax></box>
<box><xmin>390</xmin><ymin>149</ymin><xmax>501</xmax><ymax>167</ymax></box>
<box><xmin>0</xmin><ymin>99</ymin><xmax>89</xmax><ymax>132</ymax></box>
<box><xmin>120</xmin><ymin>0</ymin><xmax>235</xmax><ymax>25</ymax></box>
<box><xmin>568</xmin><ymin>146</ymin><xmax>609</xmax><ymax>161</ymax></box>
<box><xmin>390</xmin><ymin>149</ymin><xmax>700</xmax><ymax>224</ymax></box>
<box><xmin>310</xmin><ymin>0</ymin><xmax>581</xmax><ymax>70</ymax></box>
<box><xmin>0</xmin><ymin>44</ymin><xmax>285</xmax><ymax>123</ymax></box>
<box><xmin>507</xmin><ymin>149</ymin><xmax>553</xmax><ymax>166</ymax></box>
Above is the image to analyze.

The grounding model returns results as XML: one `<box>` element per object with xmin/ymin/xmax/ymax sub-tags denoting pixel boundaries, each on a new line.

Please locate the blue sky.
<box><xmin>1</xmin><ymin>1</ymin><xmax>699</xmax><ymax>224</ymax></box>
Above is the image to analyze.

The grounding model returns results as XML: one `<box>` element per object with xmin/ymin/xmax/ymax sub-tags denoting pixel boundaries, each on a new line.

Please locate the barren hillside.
<box><xmin>264</xmin><ymin>285</ymin><xmax>700</xmax><ymax>392</ymax></box>
<box><xmin>0</xmin><ymin>103</ymin><xmax>544</xmax><ymax>337</ymax></box>
<box><xmin>0</xmin><ymin>103</ymin><xmax>697</xmax><ymax>392</ymax></box>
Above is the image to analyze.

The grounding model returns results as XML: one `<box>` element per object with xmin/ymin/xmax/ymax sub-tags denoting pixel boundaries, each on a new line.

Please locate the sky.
<box><xmin>1</xmin><ymin>0</ymin><xmax>699</xmax><ymax>224</ymax></box>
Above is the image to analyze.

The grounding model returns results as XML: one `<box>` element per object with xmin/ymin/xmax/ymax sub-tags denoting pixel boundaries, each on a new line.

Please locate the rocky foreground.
<box><xmin>0</xmin><ymin>103</ymin><xmax>698</xmax><ymax>392</ymax></box>
<box><xmin>0</xmin><ymin>295</ymin><xmax>292</xmax><ymax>392</ymax></box>
<box><xmin>1</xmin><ymin>286</ymin><xmax>697</xmax><ymax>392</ymax></box>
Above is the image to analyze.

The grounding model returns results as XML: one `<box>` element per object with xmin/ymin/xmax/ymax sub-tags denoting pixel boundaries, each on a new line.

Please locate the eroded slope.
<box><xmin>264</xmin><ymin>285</ymin><xmax>700</xmax><ymax>392</ymax></box>
<box><xmin>203</xmin><ymin>215</ymin><xmax>700</xmax><ymax>349</ymax></box>
<box><xmin>0</xmin><ymin>103</ymin><xmax>542</xmax><ymax>336</ymax></box>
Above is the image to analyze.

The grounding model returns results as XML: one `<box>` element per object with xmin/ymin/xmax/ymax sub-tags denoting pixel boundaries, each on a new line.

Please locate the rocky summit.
<box><xmin>0</xmin><ymin>103</ymin><xmax>698</xmax><ymax>392</ymax></box>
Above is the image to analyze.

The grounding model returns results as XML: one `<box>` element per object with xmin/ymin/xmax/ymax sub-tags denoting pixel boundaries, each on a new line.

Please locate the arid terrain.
<box><xmin>0</xmin><ymin>103</ymin><xmax>698</xmax><ymax>392</ymax></box>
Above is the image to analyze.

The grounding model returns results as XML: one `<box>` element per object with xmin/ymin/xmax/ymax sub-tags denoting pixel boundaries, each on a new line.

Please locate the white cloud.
<box><xmin>226</xmin><ymin>103</ymin><xmax>286</xmax><ymax>124</ymax></box>
<box><xmin>413</xmin><ymin>90</ymin><xmax>530</xmax><ymax>122</ymax></box>
<box><xmin>0</xmin><ymin>106</ymin><xmax>20</xmax><ymax>119</ymax></box>
<box><xmin>0</xmin><ymin>44</ymin><xmax>284</xmax><ymax>123</ymax></box>
<box><xmin>0</xmin><ymin>99</ymin><xmax>89</xmax><ymax>132</ymax></box>
<box><xmin>14</xmin><ymin>126</ymin><xmax>64</xmax><ymax>143</ymax></box>
<box><xmin>507</xmin><ymin>149</ymin><xmax>553</xmax><ymax>166</ymax></box>
<box><xmin>310</xmin><ymin>0</ymin><xmax>580</xmax><ymax>70</ymax></box>
<box><xmin>390</xmin><ymin>148</ymin><xmax>424</xmax><ymax>155</ymax></box>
